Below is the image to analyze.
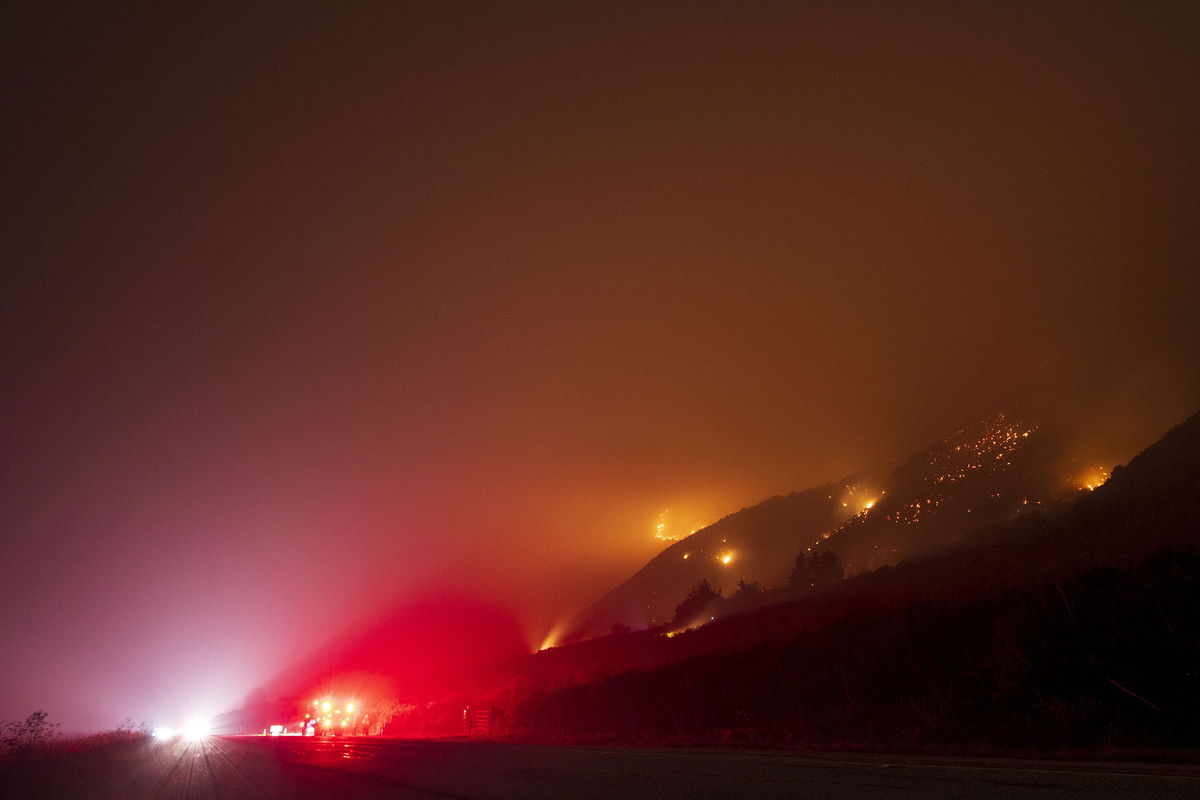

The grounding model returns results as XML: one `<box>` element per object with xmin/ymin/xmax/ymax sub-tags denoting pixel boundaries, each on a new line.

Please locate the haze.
<box><xmin>3</xmin><ymin>2</ymin><xmax>1197</xmax><ymax>732</ymax></box>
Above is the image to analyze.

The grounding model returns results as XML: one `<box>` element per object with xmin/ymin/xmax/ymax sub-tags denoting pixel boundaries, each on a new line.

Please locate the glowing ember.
<box><xmin>654</xmin><ymin>511</ymin><xmax>671</xmax><ymax>540</ymax></box>
<box><xmin>654</xmin><ymin>509</ymin><xmax>707</xmax><ymax>543</ymax></box>
<box><xmin>653</xmin><ymin>509</ymin><xmax>684</xmax><ymax>542</ymax></box>
<box><xmin>927</xmin><ymin>414</ymin><xmax>1037</xmax><ymax>485</ymax></box>
<box><xmin>537</xmin><ymin>622</ymin><xmax>567</xmax><ymax>652</ymax></box>
<box><xmin>1078</xmin><ymin>468</ymin><xmax>1110</xmax><ymax>491</ymax></box>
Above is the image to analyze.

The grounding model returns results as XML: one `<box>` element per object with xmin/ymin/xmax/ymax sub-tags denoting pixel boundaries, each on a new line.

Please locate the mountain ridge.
<box><xmin>508</xmin><ymin>408</ymin><xmax>1200</xmax><ymax>745</ymax></box>
<box><xmin>566</xmin><ymin>408</ymin><xmax>1100</xmax><ymax>640</ymax></box>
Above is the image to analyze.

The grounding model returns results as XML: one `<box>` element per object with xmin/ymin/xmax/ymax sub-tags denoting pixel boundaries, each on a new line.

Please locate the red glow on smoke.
<box><xmin>262</xmin><ymin>595</ymin><xmax>528</xmax><ymax>704</ymax></box>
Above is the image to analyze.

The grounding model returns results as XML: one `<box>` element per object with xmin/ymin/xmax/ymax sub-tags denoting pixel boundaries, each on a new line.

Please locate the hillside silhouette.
<box><xmin>509</xmin><ymin>409</ymin><xmax>1200</xmax><ymax>747</ymax></box>
<box><xmin>213</xmin><ymin>407</ymin><xmax>1200</xmax><ymax>746</ymax></box>
<box><xmin>566</xmin><ymin>408</ymin><xmax>1106</xmax><ymax>641</ymax></box>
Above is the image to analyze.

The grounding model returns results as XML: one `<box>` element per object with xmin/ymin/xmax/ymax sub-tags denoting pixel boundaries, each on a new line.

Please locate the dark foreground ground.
<box><xmin>2</xmin><ymin>736</ymin><xmax>1199</xmax><ymax>800</ymax></box>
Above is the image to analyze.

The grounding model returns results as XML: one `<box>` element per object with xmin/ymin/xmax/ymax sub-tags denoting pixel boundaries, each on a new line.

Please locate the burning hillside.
<box><xmin>565</xmin><ymin>410</ymin><xmax>1108</xmax><ymax>640</ymax></box>
<box><xmin>814</xmin><ymin>412</ymin><xmax>1059</xmax><ymax>573</ymax></box>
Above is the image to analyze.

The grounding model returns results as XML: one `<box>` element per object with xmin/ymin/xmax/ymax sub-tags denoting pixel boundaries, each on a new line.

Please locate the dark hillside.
<box><xmin>509</xmin><ymin>412</ymin><xmax>1200</xmax><ymax>746</ymax></box>
<box><xmin>564</xmin><ymin>481</ymin><xmax>855</xmax><ymax>640</ymax></box>
<box><xmin>515</xmin><ymin>549</ymin><xmax>1200</xmax><ymax>749</ymax></box>
<box><xmin>568</xmin><ymin>410</ymin><xmax>1107</xmax><ymax>640</ymax></box>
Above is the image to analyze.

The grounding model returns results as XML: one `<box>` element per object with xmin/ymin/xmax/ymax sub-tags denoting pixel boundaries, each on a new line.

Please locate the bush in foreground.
<box><xmin>1</xmin><ymin>711</ymin><xmax>60</xmax><ymax>757</ymax></box>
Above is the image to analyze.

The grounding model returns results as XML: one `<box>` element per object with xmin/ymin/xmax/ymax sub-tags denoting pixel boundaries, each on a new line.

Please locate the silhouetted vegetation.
<box><xmin>567</xmin><ymin>482</ymin><xmax>850</xmax><ymax>638</ymax></box>
<box><xmin>788</xmin><ymin>550</ymin><xmax>843</xmax><ymax>589</ymax></box>
<box><xmin>731</xmin><ymin>578</ymin><xmax>762</xmax><ymax>599</ymax></box>
<box><xmin>515</xmin><ymin>548</ymin><xmax>1200</xmax><ymax>749</ymax></box>
<box><xmin>507</xmin><ymin>412</ymin><xmax>1200</xmax><ymax>749</ymax></box>
<box><xmin>0</xmin><ymin>720</ymin><xmax>162</xmax><ymax>799</ymax></box>
<box><xmin>0</xmin><ymin>712</ymin><xmax>59</xmax><ymax>757</ymax></box>
<box><xmin>0</xmin><ymin>713</ymin><xmax>152</xmax><ymax>770</ymax></box>
<box><xmin>571</xmin><ymin>410</ymin><xmax>1137</xmax><ymax>642</ymax></box>
<box><xmin>671</xmin><ymin>579</ymin><xmax>723</xmax><ymax>627</ymax></box>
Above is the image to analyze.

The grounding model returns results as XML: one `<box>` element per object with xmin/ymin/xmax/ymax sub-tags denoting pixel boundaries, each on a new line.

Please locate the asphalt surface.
<box><xmin>4</xmin><ymin>736</ymin><xmax>1199</xmax><ymax>799</ymax></box>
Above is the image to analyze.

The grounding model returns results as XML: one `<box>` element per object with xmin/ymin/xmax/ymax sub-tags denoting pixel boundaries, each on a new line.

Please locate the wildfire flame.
<box><xmin>653</xmin><ymin>509</ymin><xmax>685</xmax><ymax>542</ymax></box>
<box><xmin>536</xmin><ymin>621</ymin><xmax>568</xmax><ymax>652</ymax></box>
<box><xmin>1078</xmin><ymin>468</ymin><xmax>1110</xmax><ymax>491</ymax></box>
<box><xmin>654</xmin><ymin>509</ymin><xmax>706</xmax><ymax>543</ymax></box>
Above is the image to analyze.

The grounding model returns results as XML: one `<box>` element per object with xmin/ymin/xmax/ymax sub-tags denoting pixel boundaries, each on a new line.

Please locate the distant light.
<box><xmin>347</xmin><ymin>703</ymin><xmax>354</xmax><ymax>712</ymax></box>
<box><xmin>269</xmin><ymin>725</ymin><xmax>284</xmax><ymax>736</ymax></box>
<box><xmin>1077</xmin><ymin>468</ymin><xmax>1110</xmax><ymax>492</ymax></box>
<box><xmin>654</xmin><ymin>510</ymin><xmax>683</xmax><ymax>542</ymax></box>
<box><xmin>322</xmin><ymin>701</ymin><xmax>331</xmax><ymax>712</ymax></box>
<box><xmin>720</xmin><ymin>553</ymin><xmax>733</xmax><ymax>565</ymax></box>
<box><xmin>182</xmin><ymin>718</ymin><xmax>210</xmax><ymax>739</ymax></box>
<box><xmin>537</xmin><ymin>624</ymin><xmax>565</xmax><ymax>652</ymax></box>
<box><xmin>152</xmin><ymin>727</ymin><xmax>173</xmax><ymax>739</ymax></box>
<box><xmin>340</xmin><ymin>720</ymin><xmax>347</xmax><ymax>726</ymax></box>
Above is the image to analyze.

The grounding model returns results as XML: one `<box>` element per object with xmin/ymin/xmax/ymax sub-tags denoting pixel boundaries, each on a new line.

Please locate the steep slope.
<box><xmin>219</xmin><ymin>409</ymin><xmax>1198</xmax><ymax>737</ymax></box>
<box><xmin>813</xmin><ymin>412</ymin><xmax>1086</xmax><ymax>573</ymax></box>
<box><xmin>562</xmin><ymin>480</ymin><xmax>864</xmax><ymax>640</ymax></box>
<box><xmin>568</xmin><ymin>410</ymin><xmax>1093</xmax><ymax>639</ymax></box>
<box><xmin>510</xmin><ymin>410</ymin><xmax>1200</xmax><ymax>745</ymax></box>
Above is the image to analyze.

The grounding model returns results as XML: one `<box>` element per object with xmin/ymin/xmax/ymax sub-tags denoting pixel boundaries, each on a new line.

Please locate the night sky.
<box><xmin>3</xmin><ymin>2</ymin><xmax>1198</xmax><ymax>732</ymax></box>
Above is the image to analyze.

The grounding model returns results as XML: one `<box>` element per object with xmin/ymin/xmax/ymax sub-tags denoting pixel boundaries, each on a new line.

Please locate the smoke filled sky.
<box><xmin>3</xmin><ymin>2</ymin><xmax>1198</xmax><ymax>731</ymax></box>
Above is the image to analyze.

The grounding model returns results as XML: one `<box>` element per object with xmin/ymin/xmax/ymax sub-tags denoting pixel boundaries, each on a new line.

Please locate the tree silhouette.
<box><xmin>732</xmin><ymin>577</ymin><xmax>762</xmax><ymax>599</ymax></box>
<box><xmin>789</xmin><ymin>549</ymin><xmax>844</xmax><ymax>588</ymax></box>
<box><xmin>1</xmin><ymin>711</ymin><xmax>59</xmax><ymax>754</ymax></box>
<box><xmin>672</xmin><ymin>578</ymin><xmax>723</xmax><ymax>626</ymax></box>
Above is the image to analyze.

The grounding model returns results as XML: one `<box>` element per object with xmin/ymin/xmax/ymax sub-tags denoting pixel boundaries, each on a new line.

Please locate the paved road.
<box><xmin>3</xmin><ymin>736</ymin><xmax>1199</xmax><ymax>799</ymax></box>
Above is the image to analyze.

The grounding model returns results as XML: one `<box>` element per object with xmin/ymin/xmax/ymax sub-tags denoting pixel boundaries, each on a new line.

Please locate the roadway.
<box><xmin>3</xmin><ymin>735</ymin><xmax>1199</xmax><ymax>799</ymax></box>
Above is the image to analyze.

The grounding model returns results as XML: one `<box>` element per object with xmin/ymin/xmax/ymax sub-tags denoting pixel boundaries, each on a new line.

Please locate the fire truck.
<box><xmin>300</xmin><ymin>698</ymin><xmax>369</xmax><ymax>736</ymax></box>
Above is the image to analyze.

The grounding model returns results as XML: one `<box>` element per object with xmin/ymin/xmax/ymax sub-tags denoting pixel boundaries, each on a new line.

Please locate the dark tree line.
<box><xmin>669</xmin><ymin>550</ymin><xmax>843</xmax><ymax>629</ymax></box>
<box><xmin>671</xmin><ymin>579</ymin><xmax>723</xmax><ymax>627</ymax></box>
<box><xmin>0</xmin><ymin>712</ymin><xmax>59</xmax><ymax>756</ymax></box>
<box><xmin>516</xmin><ymin>548</ymin><xmax>1200</xmax><ymax>749</ymax></box>
<box><xmin>789</xmin><ymin>549</ymin><xmax>843</xmax><ymax>589</ymax></box>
